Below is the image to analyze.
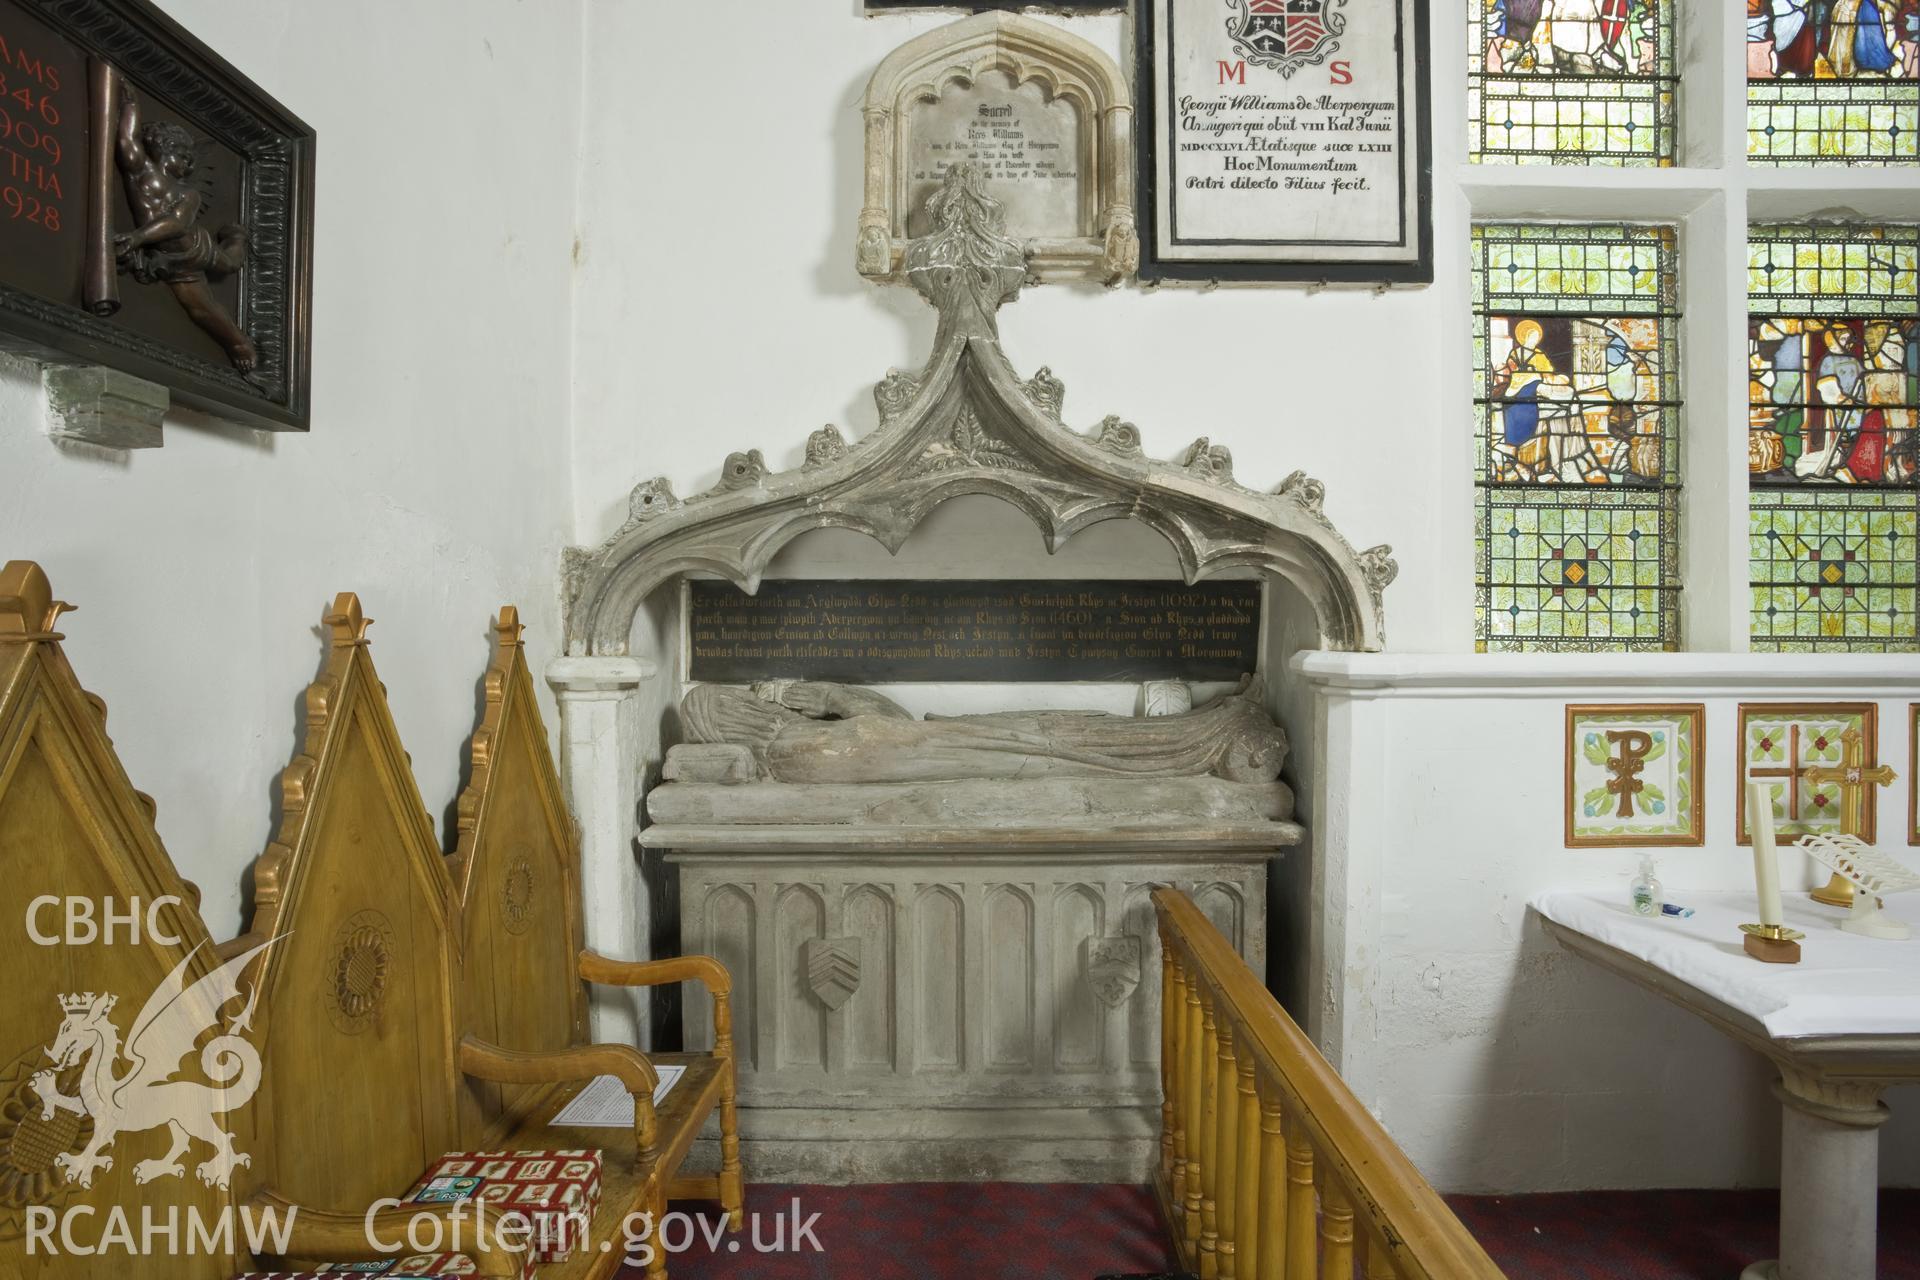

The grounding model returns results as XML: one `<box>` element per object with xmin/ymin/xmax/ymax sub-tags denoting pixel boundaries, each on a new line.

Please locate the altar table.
<box><xmin>1533</xmin><ymin>888</ymin><xmax>1920</xmax><ymax>1280</ymax></box>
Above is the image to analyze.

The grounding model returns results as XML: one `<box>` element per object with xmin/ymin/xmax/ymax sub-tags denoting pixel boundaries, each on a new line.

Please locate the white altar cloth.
<box><xmin>1530</xmin><ymin>889</ymin><xmax>1920</xmax><ymax>1039</ymax></box>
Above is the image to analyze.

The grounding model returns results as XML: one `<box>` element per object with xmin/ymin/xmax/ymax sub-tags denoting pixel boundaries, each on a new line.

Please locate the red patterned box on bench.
<box><xmin>238</xmin><ymin>1254</ymin><xmax>483</xmax><ymax>1278</ymax></box>
<box><xmin>408</xmin><ymin>1149</ymin><xmax>603</xmax><ymax>1264</ymax></box>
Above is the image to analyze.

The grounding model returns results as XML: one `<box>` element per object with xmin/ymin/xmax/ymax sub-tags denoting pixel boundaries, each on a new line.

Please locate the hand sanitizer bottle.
<box><xmin>1631</xmin><ymin>856</ymin><xmax>1662</xmax><ymax>917</ymax></box>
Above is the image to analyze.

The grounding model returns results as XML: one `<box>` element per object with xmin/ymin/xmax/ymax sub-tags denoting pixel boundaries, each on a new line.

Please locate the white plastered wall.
<box><xmin>0</xmin><ymin>0</ymin><xmax>584</xmax><ymax>938</ymax></box>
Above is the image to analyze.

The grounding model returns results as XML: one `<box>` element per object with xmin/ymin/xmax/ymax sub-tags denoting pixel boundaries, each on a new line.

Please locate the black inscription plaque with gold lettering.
<box><xmin>0</xmin><ymin>0</ymin><xmax>313</xmax><ymax>429</ymax></box>
<box><xmin>688</xmin><ymin>579</ymin><xmax>1263</xmax><ymax>684</ymax></box>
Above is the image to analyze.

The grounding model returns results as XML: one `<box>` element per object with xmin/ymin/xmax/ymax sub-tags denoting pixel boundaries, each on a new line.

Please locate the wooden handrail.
<box><xmin>1153</xmin><ymin>887</ymin><xmax>1507</xmax><ymax>1280</ymax></box>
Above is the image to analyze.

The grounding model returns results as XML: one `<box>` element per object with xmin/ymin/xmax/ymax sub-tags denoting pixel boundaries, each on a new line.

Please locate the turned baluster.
<box><xmin>714</xmin><ymin>987</ymin><xmax>743</xmax><ymax>1230</ymax></box>
<box><xmin>1184</xmin><ymin>969</ymin><xmax>1205</xmax><ymax>1245</ymax></box>
<box><xmin>1214</xmin><ymin>1018</ymin><xmax>1240</xmax><ymax>1280</ymax></box>
<box><xmin>1234</xmin><ymin>1048</ymin><xmax>1260</xmax><ymax>1279</ymax></box>
<box><xmin>1198</xmin><ymin>985</ymin><xmax>1221</xmax><ymax>1278</ymax></box>
<box><xmin>1320</xmin><ymin>1171</ymin><xmax>1356</xmax><ymax>1280</ymax></box>
<box><xmin>1284</xmin><ymin>1114</ymin><xmax>1317</xmax><ymax>1280</ymax></box>
<box><xmin>1362</xmin><ymin>1222</ymin><xmax>1402</xmax><ymax>1280</ymax></box>
<box><xmin>1256</xmin><ymin>1072</ymin><xmax>1284</xmax><ymax>1280</ymax></box>
<box><xmin>1164</xmin><ymin>936</ymin><xmax>1184</xmax><ymax>1210</ymax></box>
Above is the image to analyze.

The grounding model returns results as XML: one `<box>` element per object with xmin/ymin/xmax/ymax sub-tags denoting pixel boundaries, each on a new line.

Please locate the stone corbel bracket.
<box><xmin>857</xmin><ymin>13</ymin><xmax>1136</xmax><ymax>286</ymax></box>
<box><xmin>565</xmin><ymin>166</ymin><xmax>1392</xmax><ymax>657</ymax></box>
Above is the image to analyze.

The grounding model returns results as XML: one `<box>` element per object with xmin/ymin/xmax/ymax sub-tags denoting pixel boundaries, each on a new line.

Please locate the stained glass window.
<box><xmin>1469</xmin><ymin>0</ymin><xmax>1676</xmax><ymax>165</ymax></box>
<box><xmin>1474</xmin><ymin>223</ymin><xmax>1682</xmax><ymax>651</ymax></box>
<box><xmin>1747</xmin><ymin>1</ymin><xmax>1920</xmax><ymax>163</ymax></box>
<box><xmin>1748</xmin><ymin>224</ymin><xmax>1920</xmax><ymax>650</ymax></box>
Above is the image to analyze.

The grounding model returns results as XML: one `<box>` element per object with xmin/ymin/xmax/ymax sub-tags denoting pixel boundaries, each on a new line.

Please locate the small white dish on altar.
<box><xmin>1794</xmin><ymin>833</ymin><xmax>1920</xmax><ymax>941</ymax></box>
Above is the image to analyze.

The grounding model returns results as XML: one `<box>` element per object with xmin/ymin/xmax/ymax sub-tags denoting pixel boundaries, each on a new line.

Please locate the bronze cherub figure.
<box><xmin>110</xmin><ymin>74</ymin><xmax>257</xmax><ymax>374</ymax></box>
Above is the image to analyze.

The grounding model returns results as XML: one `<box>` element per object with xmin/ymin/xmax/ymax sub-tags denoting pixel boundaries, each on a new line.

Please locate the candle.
<box><xmin>1749</xmin><ymin>780</ymin><xmax>1784</xmax><ymax>927</ymax></box>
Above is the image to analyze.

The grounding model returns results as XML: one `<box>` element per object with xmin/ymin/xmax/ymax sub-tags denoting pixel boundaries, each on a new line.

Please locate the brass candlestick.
<box><xmin>1799</xmin><ymin>730</ymin><xmax>1896</xmax><ymax>907</ymax></box>
<box><xmin>1740</xmin><ymin>922</ymin><xmax>1804</xmax><ymax>964</ymax></box>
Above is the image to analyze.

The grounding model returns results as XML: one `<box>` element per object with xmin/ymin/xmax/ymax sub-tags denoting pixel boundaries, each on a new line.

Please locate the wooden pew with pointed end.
<box><xmin>0</xmin><ymin>566</ymin><xmax>735</xmax><ymax>1279</ymax></box>
<box><xmin>446</xmin><ymin>606</ymin><xmax>743</xmax><ymax>1280</ymax></box>
<box><xmin>0</xmin><ymin>560</ymin><xmax>244</xmax><ymax>1280</ymax></box>
<box><xmin>0</xmin><ymin>564</ymin><xmax>518</xmax><ymax>1280</ymax></box>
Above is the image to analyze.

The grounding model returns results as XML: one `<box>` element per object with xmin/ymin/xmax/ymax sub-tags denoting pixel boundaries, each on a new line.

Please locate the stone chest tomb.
<box><xmin>558</xmin><ymin>165</ymin><xmax>1394</xmax><ymax>1180</ymax></box>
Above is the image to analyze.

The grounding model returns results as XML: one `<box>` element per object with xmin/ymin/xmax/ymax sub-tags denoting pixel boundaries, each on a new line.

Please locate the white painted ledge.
<box><xmin>1292</xmin><ymin>651</ymin><xmax>1920</xmax><ymax>697</ymax></box>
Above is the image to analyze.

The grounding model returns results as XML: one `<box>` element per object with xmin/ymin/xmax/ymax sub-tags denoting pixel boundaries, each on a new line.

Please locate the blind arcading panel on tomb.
<box><xmin>686</xmin><ymin>579</ymin><xmax>1263</xmax><ymax>683</ymax></box>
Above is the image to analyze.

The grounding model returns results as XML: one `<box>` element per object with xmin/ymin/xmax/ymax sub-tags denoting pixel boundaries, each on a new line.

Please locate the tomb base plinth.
<box><xmin>647</xmin><ymin>819</ymin><xmax>1292</xmax><ymax>1182</ymax></box>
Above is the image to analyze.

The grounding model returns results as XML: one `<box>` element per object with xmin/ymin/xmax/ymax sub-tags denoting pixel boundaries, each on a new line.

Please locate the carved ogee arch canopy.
<box><xmin>565</xmin><ymin>165</ymin><xmax>1395</xmax><ymax>656</ymax></box>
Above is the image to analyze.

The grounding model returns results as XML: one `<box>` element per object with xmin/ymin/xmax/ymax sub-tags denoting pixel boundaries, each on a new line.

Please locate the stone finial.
<box><xmin>1024</xmin><ymin>367</ymin><xmax>1066</xmax><ymax>421</ymax></box>
<box><xmin>323</xmin><ymin>593</ymin><xmax>373</xmax><ymax>648</ymax></box>
<box><xmin>627</xmin><ymin>477</ymin><xmax>680</xmax><ymax>525</ymax></box>
<box><xmin>1089</xmin><ymin>415</ymin><xmax>1143</xmax><ymax>458</ymax></box>
<box><xmin>0</xmin><ymin>560</ymin><xmax>74</xmax><ymax>642</ymax></box>
<box><xmin>1357</xmin><ymin>545</ymin><xmax>1399</xmax><ymax>595</ymax></box>
<box><xmin>1276</xmin><ymin>470</ymin><xmax>1327</xmax><ymax>517</ymax></box>
<box><xmin>714</xmin><ymin>450</ymin><xmax>769</xmax><ymax>493</ymax></box>
<box><xmin>1182</xmin><ymin>438</ymin><xmax>1235</xmax><ymax>484</ymax></box>
<box><xmin>904</xmin><ymin>164</ymin><xmax>1028</xmax><ymax>326</ymax></box>
<box><xmin>805</xmin><ymin>425</ymin><xmax>848</xmax><ymax>469</ymax></box>
<box><xmin>875</xmin><ymin>370</ymin><xmax>921</xmax><ymax>423</ymax></box>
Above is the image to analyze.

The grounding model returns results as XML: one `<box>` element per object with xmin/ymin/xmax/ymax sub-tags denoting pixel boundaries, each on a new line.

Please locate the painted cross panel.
<box><xmin>1565</xmin><ymin>704</ymin><xmax>1705</xmax><ymax>847</ymax></box>
<box><xmin>1470</xmin><ymin>0</ymin><xmax>1676</xmax><ymax>164</ymax></box>
<box><xmin>1736</xmin><ymin>702</ymin><xmax>1880</xmax><ymax>844</ymax></box>
<box><xmin>1746</xmin><ymin>0</ymin><xmax>1919</xmax><ymax>164</ymax></box>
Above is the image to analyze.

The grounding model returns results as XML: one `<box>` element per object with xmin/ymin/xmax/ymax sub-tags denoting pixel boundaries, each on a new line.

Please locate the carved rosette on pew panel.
<box><xmin>559</xmin><ymin>165</ymin><xmax>1395</xmax><ymax>1182</ymax></box>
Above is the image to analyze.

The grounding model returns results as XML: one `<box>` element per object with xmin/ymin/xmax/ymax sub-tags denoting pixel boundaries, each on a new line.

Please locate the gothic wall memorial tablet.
<box><xmin>687</xmin><ymin>578</ymin><xmax>1263</xmax><ymax>684</ymax></box>
<box><xmin>1136</xmin><ymin>0</ymin><xmax>1431</xmax><ymax>284</ymax></box>
<box><xmin>0</xmin><ymin>0</ymin><xmax>313</xmax><ymax>430</ymax></box>
<box><xmin>857</xmin><ymin>14</ymin><xmax>1137</xmax><ymax>285</ymax></box>
<box><xmin>866</xmin><ymin>1</ymin><xmax>1118</xmax><ymax>10</ymax></box>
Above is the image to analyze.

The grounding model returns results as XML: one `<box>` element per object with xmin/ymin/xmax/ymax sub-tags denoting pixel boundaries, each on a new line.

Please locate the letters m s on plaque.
<box><xmin>1136</xmin><ymin>0</ymin><xmax>1432</xmax><ymax>285</ymax></box>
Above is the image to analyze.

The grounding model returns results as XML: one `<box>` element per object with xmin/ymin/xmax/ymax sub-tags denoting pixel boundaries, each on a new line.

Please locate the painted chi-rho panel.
<box><xmin>1563</xmin><ymin>704</ymin><xmax>1705</xmax><ymax>848</ymax></box>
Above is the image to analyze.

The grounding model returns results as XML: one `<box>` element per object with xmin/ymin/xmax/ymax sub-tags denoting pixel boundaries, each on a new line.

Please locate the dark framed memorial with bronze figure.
<box><xmin>0</xmin><ymin>0</ymin><xmax>313</xmax><ymax>430</ymax></box>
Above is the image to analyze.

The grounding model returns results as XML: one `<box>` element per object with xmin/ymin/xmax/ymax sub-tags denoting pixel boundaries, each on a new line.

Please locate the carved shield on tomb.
<box><xmin>1082</xmin><ymin>936</ymin><xmax>1141</xmax><ymax>1008</ymax></box>
<box><xmin>804</xmin><ymin>938</ymin><xmax>862</xmax><ymax>1011</ymax></box>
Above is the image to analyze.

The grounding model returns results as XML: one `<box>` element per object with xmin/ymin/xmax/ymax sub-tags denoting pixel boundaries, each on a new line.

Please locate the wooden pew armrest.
<box><xmin>245</xmin><ymin>1187</ymin><xmax>525</xmax><ymax>1280</ymax></box>
<box><xmin>458</xmin><ymin>1034</ymin><xmax>661</xmax><ymax>1159</ymax></box>
<box><xmin>578</xmin><ymin>950</ymin><xmax>740</xmax><ymax>1070</ymax></box>
<box><xmin>579</xmin><ymin>949</ymin><xmax>730</xmax><ymax>997</ymax></box>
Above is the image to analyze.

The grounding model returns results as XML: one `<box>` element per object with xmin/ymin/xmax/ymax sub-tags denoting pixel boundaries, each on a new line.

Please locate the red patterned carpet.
<box><xmin>622</xmin><ymin>1183</ymin><xmax>1920</xmax><ymax>1280</ymax></box>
